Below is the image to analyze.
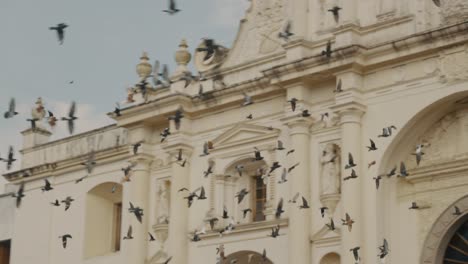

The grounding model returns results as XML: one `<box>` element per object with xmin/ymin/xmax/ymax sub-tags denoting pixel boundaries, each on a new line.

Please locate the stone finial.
<box><xmin>31</xmin><ymin>97</ymin><xmax>46</xmax><ymax>121</ymax></box>
<box><xmin>173</xmin><ymin>39</ymin><xmax>191</xmax><ymax>77</ymax></box>
<box><xmin>136</xmin><ymin>51</ymin><xmax>152</xmax><ymax>80</ymax></box>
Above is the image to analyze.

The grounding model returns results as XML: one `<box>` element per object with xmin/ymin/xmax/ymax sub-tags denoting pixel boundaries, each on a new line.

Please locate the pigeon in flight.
<box><xmin>343</xmin><ymin>169</ymin><xmax>358</xmax><ymax>181</ymax></box>
<box><xmin>129</xmin><ymin>202</ymin><xmax>144</xmax><ymax>223</ymax></box>
<box><xmin>61</xmin><ymin>196</ymin><xmax>75</xmax><ymax>211</ymax></box>
<box><xmin>275</xmin><ymin>198</ymin><xmax>284</xmax><ymax>219</ymax></box>
<box><xmin>200</xmin><ymin>141</ymin><xmax>212</xmax><ymax>156</ymax></box>
<box><xmin>148</xmin><ymin>232</ymin><xmax>156</xmax><ymax>241</ymax></box>
<box><xmin>274</xmin><ymin>140</ymin><xmax>285</xmax><ymax>150</ymax></box>
<box><xmin>163</xmin><ymin>0</ymin><xmax>180</xmax><ymax>15</ymax></box>
<box><xmin>180</xmin><ymin>188</ymin><xmax>201</xmax><ymax>208</ymax></box>
<box><xmin>196</xmin><ymin>39</ymin><xmax>221</xmax><ymax>61</ymax></box>
<box><xmin>197</xmin><ymin>186</ymin><xmax>207</xmax><ymax>200</ymax></box>
<box><xmin>204</xmin><ymin>160</ymin><xmax>214</xmax><ymax>177</ymax></box>
<box><xmin>163</xmin><ymin>256</ymin><xmax>173</xmax><ymax>264</ymax></box>
<box><xmin>242</xmin><ymin>92</ymin><xmax>253</xmax><ymax>106</ymax></box>
<box><xmin>268</xmin><ymin>225</ymin><xmax>281</xmax><ymax>238</ymax></box>
<box><xmin>288</xmin><ymin>98</ymin><xmax>298</xmax><ymax>112</ymax></box>
<box><xmin>41</xmin><ymin>179</ymin><xmax>53</xmax><ymax>192</ymax></box>
<box><xmin>160</xmin><ymin>128</ymin><xmax>171</xmax><ymax>142</ymax></box>
<box><xmin>268</xmin><ymin>162</ymin><xmax>282</xmax><ymax>175</ymax></box>
<box><xmin>367</xmin><ymin>139</ymin><xmax>377</xmax><ymax>151</ymax></box>
<box><xmin>12</xmin><ymin>182</ymin><xmax>25</xmax><ymax>208</ymax></box>
<box><xmin>61</xmin><ymin>101</ymin><xmax>78</xmax><ymax>135</ymax></box>
<box><xmin>288</xmin><ymin>162</ymin><xmax>300</xmax><ymax>173</ymax></box>
<box><xmin>378</xmin><ymin>238</ymin><xmax>390</xmax><ymax>259</ymax></box>
<box><xmin>320</xmin><ymin>207</ymin><xmax>328</xmax><ymax>218</ymax></box>
<box><xmin>288</xmin><ymin>192</ymin><xmax>300</xmax><ymax>203</ymax></box>
<box><xmin>322</xmin><ymin>41</ymin><xmax>333</xmax><ymax>59</ymax></box>
<box><xmin>253</xmin><ymin>147</ymin><xmax>264</xmax><ymax>161</ymax></box>
<box><xmin>378</xmin><ymin>126</ymin><xmax>397</xmax><ymax>137</ymax></box>
<box><xmin>51</xmin><ymin>199</ymin><xmax>60</xmax><ymax>207</ymax></box>
<box><xmin>49</xmin><ymin>23</ymin><xmax>68</xmax><ymax>45</ymax></box>
<box><xmin>342</xmin><ymin>213</ymin><xmax>355</xmax><ymax>232</ymax></box>
<box><xmin>278</xmin><ymin>20</ymin><xmax>294</xmax><ymax>41</ymax></box>
<box><xmin>286</xmin><ymin>149</ymin><xmax>295</xmax><ymax>156</ymax></box>
<box><xmin>278</xmin><ymin>168</ymin><xmax>288</xmax><ymax>184</ymax></box>
<box><xmin>328</xmin><ymin>6</ymin><xmax>342</xmax><ymax>23</ymax></box>
<box><xmin>345</xmin><ymin>153</ymin><xmax>357</xmax><ymax>169</ymax></box>
<box><xmin>4</xmin><ymin>98</ymin><xmax>18</xmax><ymax>119</ymax></box>
<box><xmin>47</xmin><ymin>111</ymin><xmax>57</xmax><ymax>127</ymax></box>
<box><xmin>206</xmin><ymin>217</ymin><xmax>219</xmax><ymax>230</ymax></box>
<box><xmin>398</xmin><ymin>161</ymin><xmax>409</xmax><ymax>177</ymax></box>
<box><xmin>387</xmin><ymin>165</ymin><xmax>397</xmax><ymax>177</ymax></box>
<box><xmin>368</xmin><ymin>160</ymin><xmax>376</xmax><ymax>169</ymax></box>
<box><xmin>235</xmin><ymin>164</ymin><xmax>244</xmax><ymax>177</ymax></box>
<box><xmin>132</xmin><ymin>141</ymin><xmax>143</xmax><ymax>155</ymax></box>
<box><xmin>299</xmin><ymin>196</ymin><xmax>310</xmax><ymax>209</ymax></box>
<box><xmin>409</xmin><ymin>202</ymin><xmax>419</xmax><ymax>210</ymax></box>
<box><xmin>222</xmin><ymin>205</ymin><xmax>229</xmax><ymax>219</ymax></box>
<box><xmin>2</xmin><ymin>146</ymin><xmax>16</xmax><ymax>170</ymax></box>
<box><xmin>246</xmin><ymin>113</ymin><xmax>253</xmax><ymax>120</ymax></box>
<box><xmin>242</xmin><ymin>208</ymin><xmax>252</xmax><ymax>219</ymax></box>
<box><xmin>373</xmin><ymin>175</ymin><xmax>382</xmax><ymax>189</ymax></box>
<box><xmin>301</xmin><ymin>109</ymin><xmax>311</xmax><ymax>117</ymax></box>
<box><xmin>235</xmin><ymin>188</ymin><xmax>249</xmax><ymax>204</ymax></box>
<box><xmin>453</xmin><ymin>206</ymin><xmax>462</xmax><ymax>216</ymax></box>
<box><xmin>168</xmin><ymin>108</ymin><xmax>184</xmax><ymax>130</ymax></box>
<box><xmin>123</xmin><ymin>225</ymin><xmax>133</xmax><ymax>240</ymax></box>
<box><xmin>432</xmin><ymin>0</ymin><xmax>441</xmax><ymax>7</ymax></box>
<box><xmin>326</xmin><ymin>218</ymin><xmax>335</xmax><ymax>231</ymax></box>
<box><xmin>81</xmin><ymin>151</ymin><xmax>96</xmax><ymax>175</ymax></box>
<box><xmin>59</xmin><ymin>234</ymin><xmax>72</xmax><ymax>248</ymax></box>
<box><xmin>350</xmin><ymin>247</ymin><xmax>361</xmax><ymax>262</ymax></box>
<box><xmin>412</xmin><ymin>144</ymin><xmax>425</xmax><ymax>166</ymax></box>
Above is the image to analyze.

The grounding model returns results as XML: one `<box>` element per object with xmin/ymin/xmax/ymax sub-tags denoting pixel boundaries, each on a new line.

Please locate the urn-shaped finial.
<box><xmin>175</xmin><ymin>39</ymin><xmax>191</xmax><ymax>66</ymax></box>
<box><xmin>136</xmin><ymin>52</ymin><xmax>152</xmax><ymax>80</ymax></box>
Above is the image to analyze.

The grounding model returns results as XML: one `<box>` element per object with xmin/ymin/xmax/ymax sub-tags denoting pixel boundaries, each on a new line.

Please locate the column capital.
<box><xmin>162</xmin><ymin>140</ymin><xmax>194</xmax><ymax>158</ymax></box>
<box><xmin>281</xmin><ymin>116</ymin><xmax>314</xmax><ymax>135</ymax></box>
<box><xmin>331</xmin><ymin>101</ymin><xmax>366</xmax><ymax>125</ymax></box>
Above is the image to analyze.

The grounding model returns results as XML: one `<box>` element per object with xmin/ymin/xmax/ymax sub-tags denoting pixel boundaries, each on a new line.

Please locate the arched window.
<box><xmin>224</xmin><ymin>159</ymin><xmax>269</xmax><ymax>223</ymax></box>
<box><xmin>84</xmin><ymin>182</ymin><xmax>123</xmax><ymax>258</ymax></box>
<box><xmin>443</xmin><ymin>219</ymin><xmax>468</xmax><ymax>263</ymax></box>
<box><xmin>320</xmin><ymin>252</ymin><xmax>341</xmax><ymax>264</ymax></box>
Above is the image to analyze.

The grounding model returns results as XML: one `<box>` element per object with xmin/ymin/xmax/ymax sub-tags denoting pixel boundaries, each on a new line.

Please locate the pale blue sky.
<box><xmin>0</xmin><ymin>0</ymin><xmax>250</xmax><ymax>189</ymax></box>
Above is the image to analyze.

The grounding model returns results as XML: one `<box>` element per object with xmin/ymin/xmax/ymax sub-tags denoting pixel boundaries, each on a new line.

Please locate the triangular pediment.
<box><xmin>212</xmin><ymin>123</ymin><xmax>280</xmax><ymax>150</ymax></box>
<box><xmin>311</xmin><ymin>225</ymin><xmax>341</xmax><ymax>245</ymax></box>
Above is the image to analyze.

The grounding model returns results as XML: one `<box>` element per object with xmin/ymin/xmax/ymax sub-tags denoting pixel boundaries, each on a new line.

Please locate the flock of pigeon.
<box><xmin>3</xmin><ymin>0</ymin><xmax>453</xmax><ymax>263</ymax></box>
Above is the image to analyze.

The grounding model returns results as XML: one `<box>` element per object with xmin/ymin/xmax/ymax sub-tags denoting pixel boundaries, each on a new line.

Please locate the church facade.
<box><xmin>1</xmin><ymin>1</ymin><xmax>468</xmax><ymax>264</ymax></box>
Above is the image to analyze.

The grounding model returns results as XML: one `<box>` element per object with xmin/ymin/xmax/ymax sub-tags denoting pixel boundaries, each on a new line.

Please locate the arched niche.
<box><xmin>320</xmin><ymin>252</ymin><xmax>341</xmax><ymax>264</ymax></box>
<box><xmin>223</xmin><ymin>250</ymin><xmax>273</xmax><ymax>264</ymax></box>
<box><xmin>84</xmin><ymin>182</ymin><xmax>123</xmax><ymax>258</ymax></box>
<box><xmin>375</xmin><ymin>90</ymin><xmax>468</xmax><ymax>264</ymax></box>
<box><xmin>420</xmin><ymin>195</ymin><xmax>468</xmax><ymax>263</ymax></box>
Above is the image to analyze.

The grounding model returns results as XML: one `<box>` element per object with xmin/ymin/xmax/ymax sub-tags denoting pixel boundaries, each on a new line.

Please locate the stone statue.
<box><xmin>320</xmin><ymin>143</ymin><xmax>341</xmax><ymax>195</ymax></box>
<box><xmin>156</xmin><ymin>182</ymin><xmax>170</xmax><ymax>224</ymax></box>
<box><xmin>31</xmin><ymin>97</ymin><xmax>46</xmax><ymax>121</ymax></box>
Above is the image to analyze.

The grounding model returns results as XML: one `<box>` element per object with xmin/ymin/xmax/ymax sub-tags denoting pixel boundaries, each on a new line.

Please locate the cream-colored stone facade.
<box><xmin>2</xmin><ymin>1</ymin><xmax>468</xmax><ymax>264</ymax></box>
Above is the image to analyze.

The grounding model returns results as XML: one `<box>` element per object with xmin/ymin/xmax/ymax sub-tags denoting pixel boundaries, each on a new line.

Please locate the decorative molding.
<box><xmin>211</xmin><ymin>123</ymin><xmax>280</xmax><ymax>152</ymax></box>
<box><xmin>439</xmin><ymin>44</ymin><xmax>468</xmax><ymax>84</ymax></box>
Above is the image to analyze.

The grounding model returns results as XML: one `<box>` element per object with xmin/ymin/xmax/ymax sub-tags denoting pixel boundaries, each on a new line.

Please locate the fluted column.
<box><xmin>283</xmin><ymin>116</ymin><xmax>313</xmax><ymax>264</ymax></box>
<box><xmin>333</xmin><ymin>103</ymin><xmax>365</xmax><ymax>263</ymax></box>
<box><xmin>164</xmin><ymin>142</ymin><xmax>193</xmax><ymax>264</ymax></box>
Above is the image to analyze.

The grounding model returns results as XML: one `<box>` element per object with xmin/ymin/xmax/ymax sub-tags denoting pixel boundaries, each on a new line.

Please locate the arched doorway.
<box><xmin>223</xmin><ymin>250</ymin><xmax>273</xmax><ymax>264</ymax></box>
<box><xmin>442</xmin><ymin>219</ymin><xmax>468</xmax><ymax>263</ymax></box>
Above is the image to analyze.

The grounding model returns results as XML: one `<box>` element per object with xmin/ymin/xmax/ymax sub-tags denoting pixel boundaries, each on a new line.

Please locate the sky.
<box><xmin>0</xmin><ymin>0</ymin><xmax>250</xmax><ymax>190</ymax></box>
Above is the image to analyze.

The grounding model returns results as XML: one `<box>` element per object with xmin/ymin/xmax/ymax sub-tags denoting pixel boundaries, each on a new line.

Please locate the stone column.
<box><xmin>333</xmin><ymin>102</ymin><xmax>366</xmax><ymax>264</ymax></box>
<box><xmin>125</xmin><ymin>125</ymin><xmax>152</xmax><ymax>264</ymax></box>
<box><xmin>283</xmin><ymin>116</ymin><xmax>313</xmax><ymax>264</ymax></box>
<box><xmin>164</xmin><ymin>142</ymin><xmax>193</xmax><ymax>264</ymax></box>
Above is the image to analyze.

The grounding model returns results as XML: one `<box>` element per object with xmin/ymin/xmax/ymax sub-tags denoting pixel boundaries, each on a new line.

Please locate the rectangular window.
<box><xmin>253</xmin><ymin>176</ymin><xmax>267</xmax><ymax>222</ymax></box>
<box><xmin>112</xmin><ymin>203</ymin><xmax>122</xmax><ymax>252</ymax></box>
<box><xmin>0</xmin><ymin>240</ymin><xmax>10</xmax><ymax>264</ymax></box>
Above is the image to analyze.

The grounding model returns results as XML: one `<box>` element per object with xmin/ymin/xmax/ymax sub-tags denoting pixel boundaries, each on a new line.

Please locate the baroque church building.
<box><xmin>1</xmin><ymin>0</ymin><xmax>468</xmax><ymax>263</ymax></box>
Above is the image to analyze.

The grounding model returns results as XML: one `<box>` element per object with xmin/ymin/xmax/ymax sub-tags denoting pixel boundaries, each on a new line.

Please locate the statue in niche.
<box><xmin>320</xmin><ymin>143</ymin><xmax>341</xmax><ymax>195</ymax></box>
<box><xmin>156</xmin><ymin>182</ymin><xmax>170</xmax><ymax>224</ymax></box>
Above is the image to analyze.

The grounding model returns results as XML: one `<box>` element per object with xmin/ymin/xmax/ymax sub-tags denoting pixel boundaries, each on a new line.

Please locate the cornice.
<box><xmin>3</xmin><ymin>145</ymin><xmax>130</xmax><ymax>183</ymax></box>
<box><xmin>404</xmin><ymin>156</ymin><xmax>468</xmax><ymax>184</ymax></box>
